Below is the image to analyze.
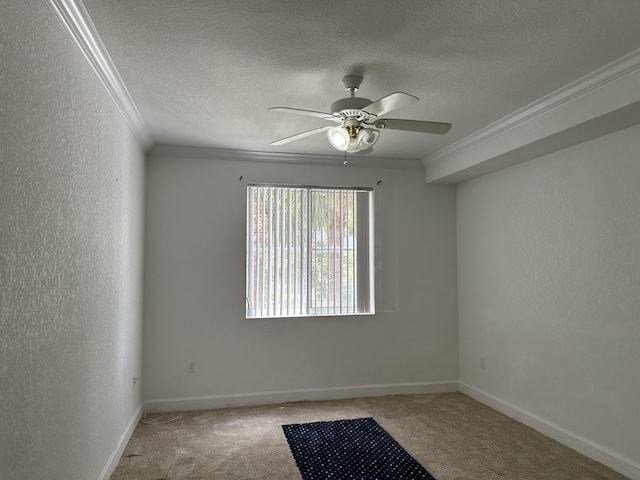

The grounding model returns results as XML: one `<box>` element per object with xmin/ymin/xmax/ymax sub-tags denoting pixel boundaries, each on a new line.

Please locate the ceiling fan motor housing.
<box><xmin>330</xmin><ymin>97</ymin><xmax>373</xmax><ymax>117</ymax></box>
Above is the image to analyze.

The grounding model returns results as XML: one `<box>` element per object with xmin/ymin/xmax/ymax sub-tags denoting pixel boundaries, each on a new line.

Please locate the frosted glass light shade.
<box><xmin>327</xmin><ymin>127</ymin><xmax>350</xmax><ymax>151</ymax></box>
<box><xmin>357</xmin><ymin>128</ymin><xmax>379</xmax><ymax>148</ymax></box>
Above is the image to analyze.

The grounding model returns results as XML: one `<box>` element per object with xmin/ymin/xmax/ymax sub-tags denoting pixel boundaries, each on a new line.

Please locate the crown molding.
<box><xmin>47</xmin><ymin>0</ymin><xmax>154</xmax><ymax>151</ymax></box>
<box><xmin>149</xmin><ymin>145</ymin><xmax>425</xmax><ymax>170</ymax></box>
<box><xmin>423</xmin><ymin>47</ymin><xmax>640</xmax><ymax>169</ymax></box>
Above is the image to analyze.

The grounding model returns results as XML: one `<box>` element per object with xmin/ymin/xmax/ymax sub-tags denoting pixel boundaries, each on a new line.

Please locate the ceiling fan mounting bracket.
<box><xmin>342</xmin><ymin>75</ymin><xmax>363</xmax><ymax>92</ymax></box>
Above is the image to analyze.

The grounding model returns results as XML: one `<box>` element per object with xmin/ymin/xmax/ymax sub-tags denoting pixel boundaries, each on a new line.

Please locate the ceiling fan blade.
<box><xmin>270</xmin><ymin>126</ymin><xmax>332</xmax><ymax>146</ymax></box>
<box><xmin>361</xmin><ymin>92</ymin><xmax>419</xmax><ymax>117</ymax></box>
<box><xmin>370</xmin><ymin>118</ymin><xmax>452</xmax><ymax>134</ymax></box>
<box><xmin>268</xmin><ymin>107</ymin><xmax>336</xmax><ymax>120</ymax></box>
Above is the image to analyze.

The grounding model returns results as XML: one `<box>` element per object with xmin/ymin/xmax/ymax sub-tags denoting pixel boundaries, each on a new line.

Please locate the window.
<box><xmin>246</xmin><ymin>185</ymin><xmax>374</xmax><ymax>318</ymax></box>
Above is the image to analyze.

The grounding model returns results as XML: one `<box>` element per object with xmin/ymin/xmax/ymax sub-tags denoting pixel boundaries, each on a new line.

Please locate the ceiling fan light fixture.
<box><xmin>327</xmin><ymin>127</ymin><xmax>350</xmax><ymax>151</ymax></box>
<box><xmin>344</xmin><ymin>128</ymin><xmax>380</xmax><ymax>153</ymax></box>
<box><xmin>328</xmin><ymin>126</ymin><xmax>379</xmax><ymax>153</ymax></box>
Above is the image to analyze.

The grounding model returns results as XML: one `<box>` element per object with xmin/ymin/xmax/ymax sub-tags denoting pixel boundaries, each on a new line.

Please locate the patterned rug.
<box><xmin>282</xmin><ymin>417</ymin><xmax>436</xmax><ymax>480</ymax></box>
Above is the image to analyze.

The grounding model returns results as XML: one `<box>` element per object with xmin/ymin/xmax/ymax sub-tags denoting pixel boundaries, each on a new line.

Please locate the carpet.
<box><xmin>282</xmin><ymin>417</ymin><xmax>436</xmax><ymax>480</ymax></box>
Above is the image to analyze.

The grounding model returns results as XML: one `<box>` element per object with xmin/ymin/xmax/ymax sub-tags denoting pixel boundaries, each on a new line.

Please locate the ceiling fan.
<box><xmin>269</xmin><ymin>75</ymin><xmax>451</xmax><ymax>153</ymax></box>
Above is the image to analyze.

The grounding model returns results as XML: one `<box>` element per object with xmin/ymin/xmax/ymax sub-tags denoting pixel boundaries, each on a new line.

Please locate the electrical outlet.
<box><xmin>480</xmin><ymin>358</ymin><xmax>486</xmax><ymax>369</ymax></box>
<box><xmin>187</xmin><ymin>361</ymin><xmax>196</xmax><ymax>373</ymax></box>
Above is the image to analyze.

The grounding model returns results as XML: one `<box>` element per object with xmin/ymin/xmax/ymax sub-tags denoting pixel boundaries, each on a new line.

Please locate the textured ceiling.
<box><xmin>82</xmin><ymin>0</ymin><xmax>640</xmax><ymax>160</ymax></box>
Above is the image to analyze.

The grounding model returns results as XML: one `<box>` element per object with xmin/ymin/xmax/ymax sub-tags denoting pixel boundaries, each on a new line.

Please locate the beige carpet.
<box><xmin>110</xmin><ymin>392</ymin><xmax>627</xmax><ymax>480</ymax></box>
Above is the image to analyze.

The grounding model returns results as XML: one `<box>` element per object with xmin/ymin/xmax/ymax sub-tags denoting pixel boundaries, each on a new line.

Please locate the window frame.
<box><xmin>246</xmin><ymin>184</ymin><xmax>375</xmax><ymax>319</ymax></box>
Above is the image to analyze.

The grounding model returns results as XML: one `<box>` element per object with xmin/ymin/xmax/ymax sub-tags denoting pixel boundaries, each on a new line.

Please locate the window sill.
<box><xmin>246</xmin><ymin>311</ymin><xmax>375</xmax><ymax>320</ymax></box>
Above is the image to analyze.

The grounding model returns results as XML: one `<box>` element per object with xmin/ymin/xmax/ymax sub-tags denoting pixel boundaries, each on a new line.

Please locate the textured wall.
<box><xmin>0</xmin><ymin>2</ymin><xmax>145</xmax><ymax>479</ymax></box>
<box><xmin>457</xmin><ymin>124</ymin><xmax>640</xmax><ymax>465</ymax></box>
<box><xmin>143</xmin><ymin>155</ymin><xmax>458</xmax><ymax>402</ymax></box>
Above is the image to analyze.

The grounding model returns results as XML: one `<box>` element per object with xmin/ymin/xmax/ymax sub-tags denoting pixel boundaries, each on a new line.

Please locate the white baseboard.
<box><xmin>97</xmin><ymin>402</ymin><xmax>144</xmax><ymax>480</ymax></box>
<box><xmin>144</xmin><ymin>381</ymin><xmax>459</xmax><ymax>413</ymax></box>
<box><xmin>460</xmin><ymin>383</ymin><xmax>640</xmax><ymax>480</ymax></box>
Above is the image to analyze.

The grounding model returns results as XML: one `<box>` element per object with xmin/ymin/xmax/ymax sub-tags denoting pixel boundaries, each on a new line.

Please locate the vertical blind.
<box><xmin>246</xmin><ymin>185</ymin><xmax>374</xmax><ymax>318</ymax></box>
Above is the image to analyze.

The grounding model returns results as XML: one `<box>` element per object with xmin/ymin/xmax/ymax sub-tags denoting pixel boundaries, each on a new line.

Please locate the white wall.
<box><xmin>1</xmin><ymin>3</ymin><xmax>145</xmax><ymax>479</ymax></box>
<box><xmin>457</xmin><ymin>124</ymin><xmax>640</xmax><ymax>472</ymax></box>
<box><xmin>143</xmin><ymin>153</ymin><xmax>458</xmax><ymax>406</ymax></box>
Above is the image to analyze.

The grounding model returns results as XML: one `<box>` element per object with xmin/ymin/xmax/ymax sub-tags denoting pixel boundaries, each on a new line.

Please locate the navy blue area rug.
<box><xmin>282</xmin><ymin>417</ymin><xmax>436</xmax><ymax>480</ymax></box>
